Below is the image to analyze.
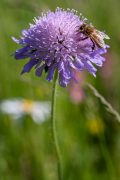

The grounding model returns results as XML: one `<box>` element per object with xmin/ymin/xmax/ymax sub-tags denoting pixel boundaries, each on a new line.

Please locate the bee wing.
<box><xmin>91</xmin><ymin>33</ymin><xmax>105</xmax><ymax>48</ymax></box>
<box><xmin>96</xmin><ymin>30</ymin><xmax>110</xmax><ymax>39</ymax></box>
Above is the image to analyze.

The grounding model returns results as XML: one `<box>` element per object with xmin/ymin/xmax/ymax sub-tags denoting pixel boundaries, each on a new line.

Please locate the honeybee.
<box><xmin>79</xmin><ymin>23</ymin><xmax>110</xmax><ymax>50</ymax></box>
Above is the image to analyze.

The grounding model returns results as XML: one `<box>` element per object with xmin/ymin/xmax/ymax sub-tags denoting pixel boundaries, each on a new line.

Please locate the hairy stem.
<box><xmin>51</xmin><ymin>70</ymin><xmax>63</xmax><ymax>180</ymax></box>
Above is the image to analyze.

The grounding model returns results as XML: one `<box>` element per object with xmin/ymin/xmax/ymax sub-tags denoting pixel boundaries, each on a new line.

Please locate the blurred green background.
<box><xmin>0</xmin><ymin>0</ymin><xmax>120</xmax><ymax>179</ymax></box>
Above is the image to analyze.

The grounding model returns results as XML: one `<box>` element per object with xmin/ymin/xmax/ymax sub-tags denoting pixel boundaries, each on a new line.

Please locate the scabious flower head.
<box><xmin>12</xmin><ymin>7</ymin><xmax>109</xmax><ymax>87</ymax></box>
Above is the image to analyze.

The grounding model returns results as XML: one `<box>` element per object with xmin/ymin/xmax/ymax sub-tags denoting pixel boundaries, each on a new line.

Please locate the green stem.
<box><xmin>51</xmin><ymin>70</ymin><xmax>63</xmax><ymax>180</ymax></box>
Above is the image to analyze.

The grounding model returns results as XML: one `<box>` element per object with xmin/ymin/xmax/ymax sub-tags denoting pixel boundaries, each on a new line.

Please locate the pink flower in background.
<box><xmin>100</xmin><ymin>50</ymin><xmax>114</xmax><ymax>80</ymax></box>
<box><xmin>68</xmin><ymin>71</ymin><xmax>85</xmax><ymax>104</ymax></box>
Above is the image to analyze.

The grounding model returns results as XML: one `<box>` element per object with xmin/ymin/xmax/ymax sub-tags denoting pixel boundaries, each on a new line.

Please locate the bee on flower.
<box><xmin>12</xmin><ymin>8</ymin><xmax>109</xmax><ymax>87</ymax></box>
<box><xmin>78</xmin><ymin>23</ymin><xmax>110</xmax><ymax>50</ymax></box>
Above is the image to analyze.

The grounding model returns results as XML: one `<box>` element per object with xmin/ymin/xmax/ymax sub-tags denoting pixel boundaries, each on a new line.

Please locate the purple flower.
<box><xmin>12</xmin><ymin>8</ymin><xmax>109</xmax><ymax>87</ymax></box>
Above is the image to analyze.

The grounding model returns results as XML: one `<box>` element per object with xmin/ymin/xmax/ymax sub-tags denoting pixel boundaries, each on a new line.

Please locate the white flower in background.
<box><xmin>0</xmin><ymin>99</ymin><xmax>50</xmax><ymax>123</ymax></box>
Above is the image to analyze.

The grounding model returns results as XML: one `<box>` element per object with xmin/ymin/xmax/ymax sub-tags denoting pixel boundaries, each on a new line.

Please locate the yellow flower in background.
<box><xmin>87</xmin><ymin>118</ymin><xmax>105</xmax><ymax>135</ymax></box>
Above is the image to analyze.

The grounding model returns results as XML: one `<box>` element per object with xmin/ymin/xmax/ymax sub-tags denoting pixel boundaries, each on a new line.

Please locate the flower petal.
<box><xmin>36</xmin><ymin>64</ymin><xmax>46</xmax><ymax>77</ymax></box>
<box><xmin>21</xmin><ymin>59</ymin><xmax>38</xmax><ymax>74</ymax></box>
